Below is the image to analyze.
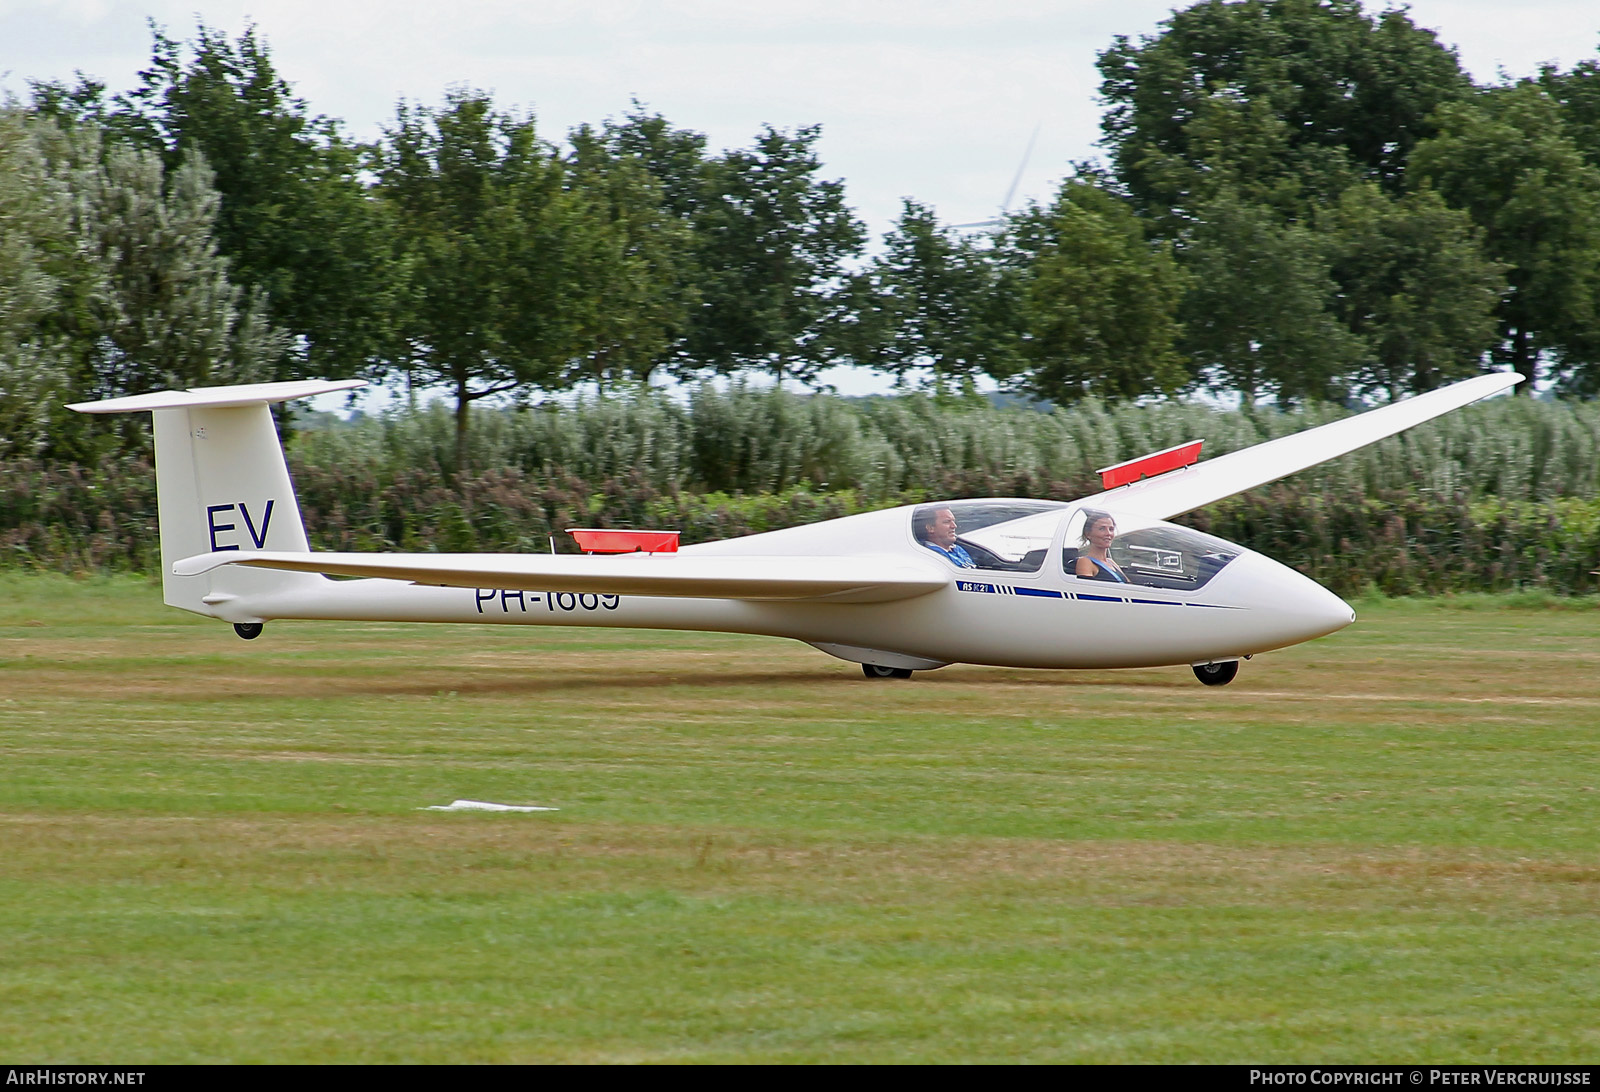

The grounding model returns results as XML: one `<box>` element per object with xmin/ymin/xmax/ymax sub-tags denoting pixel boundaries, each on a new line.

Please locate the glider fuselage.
<box><xmin>193</xmin><ymin>502</ymin><xmax>1352</xmax><ymax>671</ymax></box>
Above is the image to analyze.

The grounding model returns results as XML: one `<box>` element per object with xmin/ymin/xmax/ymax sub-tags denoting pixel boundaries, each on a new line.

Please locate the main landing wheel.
<box><xmin>862</xmin><ymin>664</ymin><xmax>913</xmax><ymax>680</ymax></box>
<box><xmin>233</xmin><ymin>622</ymin><xmax>264</xmax><ymax>641</ymax></box>
<box><xmin>1192</xmin><ymin>660</ymin><xmax>1239</xmax><ymax>686</ymax></box>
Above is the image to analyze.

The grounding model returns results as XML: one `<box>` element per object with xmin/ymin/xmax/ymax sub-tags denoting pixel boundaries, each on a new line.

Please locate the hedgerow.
<box><xmin>4</xmin><ymin>387</ymin><xmax>1597</xmax><ymax>595</ymax></box>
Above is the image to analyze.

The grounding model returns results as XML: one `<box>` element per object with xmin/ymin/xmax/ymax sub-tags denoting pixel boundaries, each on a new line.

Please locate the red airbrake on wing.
<box><xmin>1096</xmin><ymin>440</ymin><xmax>1204</xmax><ymax>489</ymax></box>
<box><xmin>568</xmin><ymin>529</ymin><xmax>680</xmax><ymax>554</ymax></box>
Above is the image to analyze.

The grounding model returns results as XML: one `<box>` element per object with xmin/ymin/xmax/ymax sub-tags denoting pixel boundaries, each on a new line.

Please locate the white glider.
<box><xmin>70</xmin><ymin>372</ymin><xmax>1520</xmax><ymax>684</ymax></box>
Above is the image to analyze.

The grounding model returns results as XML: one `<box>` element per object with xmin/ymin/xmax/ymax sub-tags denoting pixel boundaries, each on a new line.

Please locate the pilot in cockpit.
<box><xmin>913</xmin><ymin>505</ymin><xmax>976</xmax><ymax>568</ymax></box>
<box><xmin>1074</xmin><ymin>509</ymin><xmax>1129</xmax><ymax>583</ymax></box>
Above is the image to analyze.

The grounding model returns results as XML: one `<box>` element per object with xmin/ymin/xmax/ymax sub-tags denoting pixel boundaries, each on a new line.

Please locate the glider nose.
<box><xmin>1221</xmin><ymin>550</ymin><xmax>1355</xmax><ymax>647</ymax></box>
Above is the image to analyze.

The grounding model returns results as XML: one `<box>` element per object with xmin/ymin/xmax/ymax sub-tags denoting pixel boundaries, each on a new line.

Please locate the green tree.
<box><xmin>1323</xmin><ymin>183</ymin><xmax>1505</xmax><ymax>399</ymax></box>
<box><xmin>849</xmin><ymin>200</ymin><xmax>1019</xmax><ymax>397</ymax></box>
<box><xmin>1180</xmin><ymin>189</ymin><xmax>1358</xmax><ymax>406</ymax></box>
<box><xmin>1098</xmin><ymin>0</ymin><xmax>1471</xmax><ymax>224</ymax></box>
<box><xmin>689</xmin><ymin>125</ymin><xmax>866</xmax><ymax>385</ymax></box>
<box><xmin>1411</xmin><ymin>85</ymin><xmax>1600</xmax><ymax>393</ymax></box>
<box><xmin>378</xmin><ymin>89</ymin><xmax>594</xmax><ymax>470</ymax></box>
<box><xmin>0</xmin><ymin>106</ymin><xmax>72</xmax><ymax>458</ymax></box>
<box><xmin>6</xmin><ymin>109</ymin><xmax>284</xmax><ymax>458</ymax></box>
<box><xmin>595</xmin><ymin>105</ymin><xmax>717</xmax><ymax>382</ymax></box>
<box><xmin>596</xmin><ymin>110</ymin><xmax>869</xmax><ymax>387</ymax></box>
<box><xmin>38</xmin><ymin>23</ymin><xmax>402</xmax><ymax>384</ymax></box>
<box><xmin>68</xmin><ymin>140</ymin><xmax>282</xmax><ymax>401</ymax></box>
<box><xmin>1002</xmin><ymin>179</ymin><xmax>1190</xmax><ymax>403</ymax></box>
<box><xmin>600</xmin><ymin>102</ymin><xmax>711</xmax><ymax>222</ymax></box>
<box><xmin>558</xmin><ymin>124</ymin><xmax>698</xmax><ymax>389</ymax></box>
<box><xmin>1537</xmin><ymin>53</ymin><xmax>1600</xmax><ymax>168</ymax></box>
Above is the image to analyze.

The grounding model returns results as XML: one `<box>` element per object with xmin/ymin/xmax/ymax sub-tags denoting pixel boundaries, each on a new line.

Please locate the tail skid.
<box><xmin>69</xmin><ymin>380</ymin><xmax>365</xmax><ymax>618</ymax></box>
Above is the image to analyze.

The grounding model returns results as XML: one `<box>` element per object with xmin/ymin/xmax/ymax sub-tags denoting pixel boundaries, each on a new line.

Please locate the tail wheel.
<box><xmin>1192</xmin><ymin>660</ymin><xmax>1239</xmax><ymax>686</ymax></box>
<box><xmin>233</xmin><ymin>622</ymin><xmax>264</xmax><ymax>641</ymax></box>
<box><xmin>862</xmin><ymin>664</ymin><xmax>913</xmax><ymax>680</ymax></box>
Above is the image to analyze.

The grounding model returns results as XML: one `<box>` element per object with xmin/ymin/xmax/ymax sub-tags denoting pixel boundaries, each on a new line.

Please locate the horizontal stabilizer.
<box><xmin>1081</xmin><ymin>372</ymin><xmax>1522</xmax><ymax>521</ymax></box>
<box><xmin>173</xmin><ymin>550</ymin><xmax>950</xmax><ymax>604</ymax></box>
<box><xmin>68</xmin><ymin>379</ymin><xmax>367</xmax><ymax>414</ymax></box>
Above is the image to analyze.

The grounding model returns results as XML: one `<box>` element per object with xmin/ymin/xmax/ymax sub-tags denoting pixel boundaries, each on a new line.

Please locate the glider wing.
<box><xmin>1078</xmin><ymin>372</ymin><xmax>1522</xmax><ymax>521</ymax></box>
<box><xmin>173</xmin><ymin>550</ymin><xmax>949</xmax><ymax>604</ymax></box>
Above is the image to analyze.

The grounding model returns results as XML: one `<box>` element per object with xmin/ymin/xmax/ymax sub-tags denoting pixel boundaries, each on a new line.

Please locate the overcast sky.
<box><xmin>5</xmin><ymin>0</ymin><xmax>1598</xmax><ymax>242</ymax></box>
<box><xmin>3</xmin><ymin>1</ymin><xmax>1593</xmax><ymax>402</ymax></box>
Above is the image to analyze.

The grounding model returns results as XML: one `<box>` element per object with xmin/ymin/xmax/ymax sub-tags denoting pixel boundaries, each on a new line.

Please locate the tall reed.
<box><xmin>5</xmin><ymin>387</ymin><xmax>1597</xmax><ymax>594</ymax></box>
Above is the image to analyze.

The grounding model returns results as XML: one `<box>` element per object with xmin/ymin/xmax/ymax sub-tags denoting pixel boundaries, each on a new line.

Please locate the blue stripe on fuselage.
<box><xmin>954</xmin><ymin>582</ymin><xmax>1242</xmax><ymax>609</ymax></box>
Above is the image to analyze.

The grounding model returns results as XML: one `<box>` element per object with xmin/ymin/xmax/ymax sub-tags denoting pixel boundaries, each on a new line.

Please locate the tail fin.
<box><xmin>68</xmin><ymin>380</ymin><xmax>365</xmax><ymax>617</ymax></box>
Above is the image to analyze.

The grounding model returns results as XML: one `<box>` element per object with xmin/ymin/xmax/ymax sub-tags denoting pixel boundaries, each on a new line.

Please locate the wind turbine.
<box><xmin>952</xmin><ymin>122</ymin><xmax>1041</xmax><ymax>231</ymax></box>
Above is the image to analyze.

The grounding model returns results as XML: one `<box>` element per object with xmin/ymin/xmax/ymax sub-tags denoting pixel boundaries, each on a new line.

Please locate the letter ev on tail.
<box><xmin>70</xmin><ymin>373</ymin><xmax>1520</xmax><ymax>685</ymax></box>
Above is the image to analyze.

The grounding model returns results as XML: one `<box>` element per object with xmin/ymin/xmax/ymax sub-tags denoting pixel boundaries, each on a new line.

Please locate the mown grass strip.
<box><xmin>1</xmin><ymin>574</ymin><xmax>1597</xmax><ymax>1061</ymax></box>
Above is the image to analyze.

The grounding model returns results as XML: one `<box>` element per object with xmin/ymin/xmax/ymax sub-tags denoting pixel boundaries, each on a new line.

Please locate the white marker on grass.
<box><xmin>422</xmin><ymin>799</ymin><xmax>558</xmax><ymax>813</ymax></box>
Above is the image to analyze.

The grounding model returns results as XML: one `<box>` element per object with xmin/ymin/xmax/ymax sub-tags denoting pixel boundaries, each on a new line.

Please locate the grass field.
<box><xmin>2</xmin><ymin>572</ymin><xmax>1598</xmax><ymax>1063</ymax></box>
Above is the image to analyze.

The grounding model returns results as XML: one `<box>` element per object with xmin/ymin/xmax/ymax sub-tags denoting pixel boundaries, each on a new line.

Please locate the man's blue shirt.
<box><xmin>921</xmin><ymin>541</ymin><xmax>976</xmax><ymax>568</ymax></box>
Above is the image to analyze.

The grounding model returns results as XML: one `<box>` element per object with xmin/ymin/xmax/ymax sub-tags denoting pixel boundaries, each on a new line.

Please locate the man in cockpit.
<box><xmin>914</xmin><ymin>505</ymin><xmax>976</xmax><ymax>567</ymax></box>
